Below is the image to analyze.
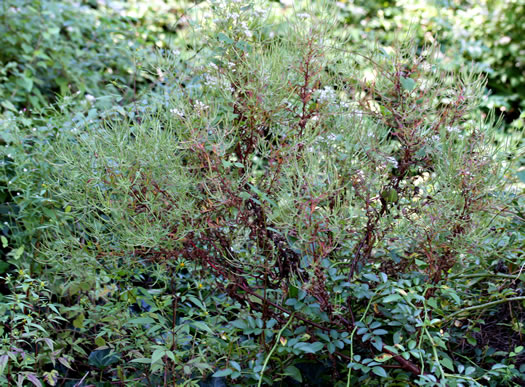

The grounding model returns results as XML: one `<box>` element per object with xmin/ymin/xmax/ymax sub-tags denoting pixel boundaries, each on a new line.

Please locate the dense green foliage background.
<box><xmin>0</xmin><ymin>1</ymin><xmax>523</xmax><ymax>386</ymax></box>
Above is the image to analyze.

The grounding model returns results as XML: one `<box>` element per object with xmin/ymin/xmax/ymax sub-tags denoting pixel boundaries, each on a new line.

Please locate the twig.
<box><xmin>449</xmin><ymin>273</ymin><xmax>522</xmax><ymax>280</ymax></box>
<box><xmin>446</xmin><ymin>296</ymin><xmax>525</xmax><ymax>320</ymax></box>
<box><xmin>257</xmin><ymin>313</ymin><xmax>295</xmax><ymax>387</ymax></box>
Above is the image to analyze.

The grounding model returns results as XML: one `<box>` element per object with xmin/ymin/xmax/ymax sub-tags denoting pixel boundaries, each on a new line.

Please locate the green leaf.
<box><xmin>466</xmin><ymin>336</ymin><xmax>477</xmax><ymax>346</ymax></box>
<box><xmin>239</xmin><ymin>192</ymin><xmax>251</xmax><ymax>200</ymax></box>
<box><xmin>374</xmin><ymin>353</ymin><xmax>393</xmax><ymax>362</ymax></box>
<box><xmin>400</xmin><ymin>76</ymin><xmax>416</xmax><ymax>92</ymax></box>
<box><xmin>294</xmin><ymin>341</ymin><xmax>323</xmax><ymax>353</ymax></box>
<box><xmin>20</xmin><ymin>77</ymin><xmax>34</xmax><ymax>92</ymax></box>
<box><xmin>1</xmin><ymin>101</ymin><xmax>17</xmax><ymax>111</ymax></box>
<box><xmin>9</xmin><ymin>246</ymin><xmax>24</xmax><ymax>260</ymax></box>
<box><xmin>193</xmin><ymin>321</ymin><xmax>214</xmax><ymax>334</ymax></box>
<box><xmin>26</xmin><ymin>373</ymin><xmax>42</xmax><ymax>387</ymax></box>
<box><xmin>288</xmin><ymin>284</ymin><xmax>299</xmax><ymax>299</ymax></box>
<box><xmin>283</xmin><ymin>365</ymin><xmax>303</xmax><ymax>382</ymax></box>
<box><xmin>1</xmin><ymin>236</ymin><xmax>8</xmax><ymax>248</ymax></box>
<box><xmin>393</xmin><ymin>331</ymin><xmax>402</xmax><ymax>345</ymax></box>
<box><xmin>188</xmin><ymin>295</ymin><xmax>205</xmax><ymax>310</ymax></box>
<box><xmin>372</xmin><ymin>366</ymin><xmax>387</xmax><ymax>377</ymax></box>
<box><xmin>127</xmin><ymin>317</ymin><xmax>156</xmax><ymax>325</ymax></box>
<box><xmin>130</xmin><ymin>358</ymin><xmax>151</xmax><ymax>364</ymax></box>
<box><xmin>230</xmin><ymin>320</ymin><xmax>247</xmax><ymax>330</ymax></box>
<box><xmin>517</xmin><ymin>170</ymin><xmax>525</xmax><ymax>184</ymax></box>
<box><xmin>427</xmin><ymin>297</ymin><xmax>438</xmax><ymax>309</ymax></box>
<box><xmin>381</xmin><ymin>188</ymin><xmax>398</xmax><ymax>203</ymax></box>
<box><xmin>235</xmin><ymin>40</ymin><xmax>252</xmax><ymax>53</ymax></box>
<box><xmin>151</xmin><ymin>349</ymin><xmax>166</xmax><ymax>364</ymax></box>
<box><xmin>229</xmin><ymin>360</ymin><xmax>241</xmax><ymax>372</ymax></box>
<box><xmin>95</xmin><ymin>336</ymin><xmax>106</xmax><ymax>347</ymax></box>
<box><xmin>213</xmin><ymin>368</ymin><xmax>233</xmax><ymax>377</ymax></box>
<box><xmin>0</xmin><ymin>355</ymin><xmax>8</xmax><ymax>375</ymax></box>
<box><xmin>415</xmin><ymin>259</ymin><xmax>428</xmax><ymax>268</ymax></box>
<box><xmin>371</xmin><ymin>337</ymin><xmax>383</xmax><ymax>351</ymax></box>
<box><xmin>441</xmin><ymin>357</ymin><xmax>454</xmax><ymax>371</ymax></box>
<box><xmin>43</xmin><ymin>370</ymin><xmax>59</xmax><ymax>387</ymax></box>
<box><xmin>382</xmin><ymin>294</ymin><xmax>401</xmax><ymax>303</ymax></box>
<box><xmin>88</xmin><ymin>349</ymin><xmax>119</xmax><ymax>369</ymax></box>
<box><xmin>217</xmin><ymin>33</ymin><xmax>234</xmax><ymax>45</ymax></box>
<box><xmin>363</xmin><ymin>273</ymin><xmax>379</xmax><ymax>282</ymax></box>
<box><xmin>73</xmin><ymin>314</ymin><xmax>85</xmax><ymax>329</ymax></box>
<box><xmin>464</xmin><ymin>366</ymin><xmax>475</xmax><ymax>375</ymax></box>
<box><xmin>58</xmin><ymin>357</ymin><xmax>73</xmax><ymax>370</ymax></box>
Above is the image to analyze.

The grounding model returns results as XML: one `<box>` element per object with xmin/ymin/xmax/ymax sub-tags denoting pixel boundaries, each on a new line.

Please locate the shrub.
<box><xmin>0</xmin><ymin>0</ymin><xmax>161</xmax><ymax>114</ymax></box>
<box><xmin>333</xmin><ymin>0</ymin><xmax>525</xmax><ymax>129</ymax></box>
<box><xmin>2</xmin><ymin>1</ymin><xmax>523</xmax><ymax>385</ymax></box>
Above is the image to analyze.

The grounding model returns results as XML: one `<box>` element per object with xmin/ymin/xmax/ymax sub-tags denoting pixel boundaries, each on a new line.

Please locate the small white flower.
<box><xmin>204</xmin><ymin>74</ymin><xmax>218</xmax><ymax>87</ymax></box>
<box><xmin>354</xmin><ymin>169</ymin><xmax>365</xmax><ymax>183</ymax></box>
<box><xmin>32</xmin><ymin>128</ymin><xmax>36</xmax><ymax>132</ymax></box>
<box><xmin>297</xmin><ymin>13</ymin><xmax>310</xmax><ymax>19</ymax></box>
<box><xmin>229</xmin><ymin>11</ymin><xmax>240</xmax><ymax>21</ymax></box>
<box><xmin>316</xmin><ymin>86</ymin><xmax>336</xmax><ymax>104</ymax></box>
<box><xmin>170</xmin><ymin>108</ymin><xmax>184</xmax><ymax>118</ymax></box>
<box><xmin>194</xmin><ymin>100</ymin><xmax>209</xmax><ymax>112</ymax></box>
<box><xmin>209</xmin><ymin>62</ymin><xmax>218</xmax><ymax>70</ymax></box>
<box><xmin>7</xmin><ymin>154</ymin><xmax>12</xmax><ymax>158</ymax></box>
<box><xmin>431</xmin><ymin>134</ymin><xmax>440</xmax><ymax>143</ymax></box>
<box><xmin>385</xmin><ymin>156</ymin><xmax>398</xmax><ymax>169</ymax></box>
<box><xmin>254</xmin><ymin>7</ymin><xmax>265</xmax><ymax>17</ymax></box>
<box><xmin>422</xmin><ymin>62</ymin><xmax>432</xmax><ymax>72</ymax></box>
<box><xmin>446</xmin><ymin>126</ymin><xmax>460</xmax><ymax>134</ymax></box>
<box><xmin>23</xmin><ymin>168</ymin><xmax>28</xmax><ymax>172</ymax></box>
<box><xmin>85</xmin><ymin>94</ymin><xmax>96</xmax><ymax>103</ymax></box>
<box><xmin>498</xmin><ymin>36</ymin><xmax>511</xmax><ymax>45</ymax></box>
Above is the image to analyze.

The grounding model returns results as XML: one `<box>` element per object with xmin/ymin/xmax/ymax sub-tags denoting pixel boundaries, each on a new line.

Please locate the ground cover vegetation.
<box><xmin>0</xmin><ymin>0</ymin><xmax>523</xmax><ymax>386</ymax></box>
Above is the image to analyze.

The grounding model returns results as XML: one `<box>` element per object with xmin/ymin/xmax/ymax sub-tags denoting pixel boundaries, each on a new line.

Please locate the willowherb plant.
<box><xmin>40</xmin><ymin>1</ymin><xmax>515</xmax><ymax>385</ymax></box>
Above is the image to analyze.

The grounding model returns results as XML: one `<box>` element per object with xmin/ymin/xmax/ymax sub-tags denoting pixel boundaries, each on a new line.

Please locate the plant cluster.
<box><xmin>0</xmin><ymin>1</ymin><xmax>523</xmax><ymax>386</ymax></box>
<box><xmin>333</xmin><ymin>0</ymin><xmax>525</xmax><ymax>133</ymax></box>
